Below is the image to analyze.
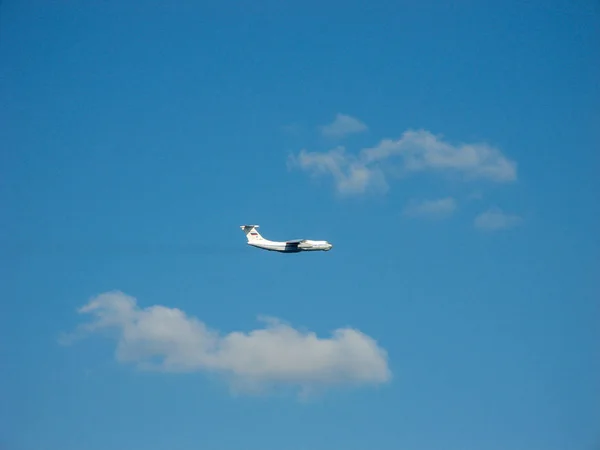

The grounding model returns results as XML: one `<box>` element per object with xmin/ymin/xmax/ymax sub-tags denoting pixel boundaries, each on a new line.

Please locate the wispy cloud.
<box><xmin>467</xmin><ymin>191</ymin><xmax>484</xmax><ymax>201</ymax></box>
<box><xmin>282</xmin><ymin>122</ymin><xmax>303</xmax><ymax>135</ymax></box>
<box><xmin>474</xmin><ymin>207</ymin><xmax>522</xmax><ymax>230</ymax></box>
<box><xmin>289</xmin><ymin>129</ymin><xmax>517</xmax><ymax>195</ymax></box>
<box><xmin>288</xmin><ymin>146</ymin><xmax>388</xmax><ymax>195</ymax></box>
<box><xmin>320</xmin><ymin>113</ymin><xmax>368</xmax><ymax>138</ymax></box>
<box><xmin>403</xmin><ymin>197</ymin><xmax>457</xmax><ymax>219</ymax></box>
<box><xmin>60</xmin><ymin>291</ymin><xmax>391</xmax><ymax>395</ymax></box>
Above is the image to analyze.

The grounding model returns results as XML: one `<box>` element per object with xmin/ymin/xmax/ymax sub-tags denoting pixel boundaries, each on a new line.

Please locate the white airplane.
<box><xmin>240</xmin><ymin>225</ymin><xmax>333</xmax><ymax>253</ymax></box>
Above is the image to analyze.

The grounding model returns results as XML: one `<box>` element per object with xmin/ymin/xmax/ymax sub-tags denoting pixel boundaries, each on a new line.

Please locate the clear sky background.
<box><xmin>1</xmin><ymin>1</ymin><xmax>599</xmax><ymax>450</ymax></box>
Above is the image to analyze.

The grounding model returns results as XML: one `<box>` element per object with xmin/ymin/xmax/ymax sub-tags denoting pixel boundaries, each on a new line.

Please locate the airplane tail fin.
<box><xmin>240</xmin><ymin>225</ymin><xmax>264</xmax><ymax>241</ymax></box>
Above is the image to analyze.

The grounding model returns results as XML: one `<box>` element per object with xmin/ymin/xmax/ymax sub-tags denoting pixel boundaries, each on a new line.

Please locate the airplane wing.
<box><xmin>285</xmin><ymin>239</ymin><xmax>306</xmax><ymax>244</ymax></box>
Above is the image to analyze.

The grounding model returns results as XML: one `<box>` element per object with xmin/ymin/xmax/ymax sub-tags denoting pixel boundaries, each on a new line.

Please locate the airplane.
<box><xmin>240</xmin><ymin>225</ymin><xmax>333</xmax><ymax>253</ymax></box>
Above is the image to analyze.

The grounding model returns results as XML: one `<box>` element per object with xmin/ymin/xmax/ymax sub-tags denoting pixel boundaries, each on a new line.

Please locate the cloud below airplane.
<box><xmin>60</xmin><ymin>291</ymin><xmax>391</xmax><ymax>396</ymax></box>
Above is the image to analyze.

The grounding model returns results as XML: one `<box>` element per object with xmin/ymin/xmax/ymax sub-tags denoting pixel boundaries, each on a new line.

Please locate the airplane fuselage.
<box><xmin>247</xmin><ymin>239</ymin><xmax>333</xmax><ymax>253</ymax></box>
<box><xmin>240</xmin><ymin>225</ymin><xmax>333</xmax><ymax>253</ymax></box>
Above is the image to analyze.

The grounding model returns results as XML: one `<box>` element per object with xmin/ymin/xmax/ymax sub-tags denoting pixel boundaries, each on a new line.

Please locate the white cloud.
<box><xmin>474</xmin><ymin>207</ymin><xmax>522</xmax><ymax>230</ymax></box>
<box><xmin>288</xmin><ymin>146</ymin><xmax>388</xmax><ymax>195</ymax></box>
<box><xmin>467</xmin><ymin>191</ymin><xmax>484</xmax><ymax>201</ymax></box>
<box><xmin>320</xmin><ymin>113</ymin><xmax>368</xmax><ymax>138</ymax></box>
<box><xmin>403</xmin><ymin>197</ymin><xmax>457</xmax><ymax>219</ymax></box>
<box><xmin>289</xmin><ymin>129</ymin><xmax>517</xmax><ymax>195</ymax></box>
<box><xmin>61</xmin><ymin>291</ymin><xmax>391</xmax><ymax>394</ymax></box>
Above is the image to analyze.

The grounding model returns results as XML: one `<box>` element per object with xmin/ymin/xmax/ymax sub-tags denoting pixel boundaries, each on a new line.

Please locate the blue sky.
<box><xmin>1</xmin><ymin>1</ymin><xmax>599</xmax><ymax>449</ymax></box>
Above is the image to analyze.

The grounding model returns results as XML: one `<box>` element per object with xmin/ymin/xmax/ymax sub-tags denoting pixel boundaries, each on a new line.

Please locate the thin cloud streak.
<box><xmin>403</xmin><ymin>197</ymin><xmax>457</xmax><ymax>219</ymax></box>
<box><xmin>474</xmin><ymin>207</ymin><xmax>522</xmax><ymax>230</ymax></box>
<box><xmin>0</xmin><ymin>242</ymin><xmax>247</xmax><ymax>257</ymax></box>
